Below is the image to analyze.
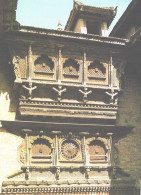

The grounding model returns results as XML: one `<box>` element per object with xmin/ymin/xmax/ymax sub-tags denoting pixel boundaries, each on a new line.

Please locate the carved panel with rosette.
<box><xmin>59</xmin><ymin>138</ymin><xmax>82</xmax><ymax>162</ymax></box>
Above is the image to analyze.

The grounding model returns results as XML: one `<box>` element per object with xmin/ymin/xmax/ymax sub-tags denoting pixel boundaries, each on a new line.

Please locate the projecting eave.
<box><xmin>1</xmin><ymin>120</ymin><xmax>133</xmax><ymax>134</ymax></box>
<box><xmin>65</xmin><ymin>2</ymin><xmax>116</xmax><ymax>31</ymax></box>
<box><xmin>5</xmin><ymin>25</ymin><xmax>128</xmax><ymax>47</ymax></box>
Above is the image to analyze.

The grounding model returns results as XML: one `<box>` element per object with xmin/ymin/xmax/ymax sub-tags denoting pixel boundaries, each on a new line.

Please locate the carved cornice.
<box><xmin>19</xmin><ymin>100</ymin><xmax>118</xmax><ymax>119</ymax></box>
<box><xmin>19</xmin><ymin>100</ymin><xmax>118</xmax><ymax>110</ymax></box>
<box><xmin>2</xmin><ymin>181</ymin><xmax>110</xmax><ymax>194</ymax></box>
<box><xmin>2</xmin><ymin>186</ymin><xmax>110</xmax><ymax>194</ymax></box>
<box><xmin>6</xmin><ymin>26</ymin><xmax>128</xmax><ymax>47</ymax></box>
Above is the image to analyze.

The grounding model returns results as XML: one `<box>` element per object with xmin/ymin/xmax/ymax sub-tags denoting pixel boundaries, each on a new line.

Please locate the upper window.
<box><xmin>63</xmin><ymin>59</ymin><xmax>80</xmax><ymax>81</ymax></box>
<box><xmin>88</xmin><ymin>140</ymin><xmax>107</xmax><ymax>163</ymax></box>
<box><xmin>34</xmin><ymin>55</ymin><xmax>54</xmax><ymax>79</ymax></box>
<box><xmin>31</xmin><ymin>138</ymin><xmax>52</xmax><ymax>164</ymax></box>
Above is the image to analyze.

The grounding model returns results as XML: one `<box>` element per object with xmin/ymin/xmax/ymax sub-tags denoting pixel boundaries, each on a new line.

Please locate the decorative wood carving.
<box><xmin>61</xmin><ymin>140</ymin><xmax>79</xmax><ymax>160</ymax></box>
<box><xmin>12</xmin><ymin>56</ymin><xmax>21</xmax><ymax>80</ymax></box>
<box><xmin>34</xmin><ymin>55</ymin><xmax>56</xmax><ymax>80</ymax></box>
<box><xmin>18</xmin><ymin>140</ymin><xmax>26</xmax><ymax>165</ymax></box>
<box><xmin>79</xmin><ymin>87</ymin><xmax>92</xmax><ymax>103</ymax></box>
<box><xmin>88</xmin><ymin>140</ymin><xmax>106</xmax><ymax>162</ymax></box>
<box><xmin>29</xmin><ymin>135</ymin><xmax>53</xmax><ymax>148</ymax></box>
<box><xmin>55</xmin><ymin>167</ymin><xmax>60</xmax><ymax>180</ymax></box>
<box><xmin>105</xmin><ymin>88</ymin><xmax>118</xmax><ymax>104</ymax></box>
<box><xmin>88</xmin><ymin>60</ymin><xmax>106</xmax><ymax>80</ymax></box>
<box><xmin>52</xmin><ymin>85</ymin><xmax>67</xmax><ymax>101</ymax></box>
<box><xmin>86</xmin><ymin>137</ymin><xmax>110</xmax><ymax>163</ymax></box>
<box><xmin>2</xmin><ymin>184</ymin><xmax>110</xmax><ymax>194</ymax></box>
<box><xmin>85</xmin><ymin>167</ymin><xmax>90</xmax><ymax>179</ymax></box>
<box><xmin>22</xmin><ymin>80</ymin><xmax>37</xmax><ymax>100</ymax></box>
<box><xmin>31</xmin><ymin>138</ymin><xmax>52</xmax><ymax>164</ymax></box>
<box><xmin>62</xmin><ymin>58</ymin><xmax>80</xmax><ymax>81</ymax></box>
<box><xmin>28</xmin><ymin>136</ymin><xmax>53</xmax><ymax>165</ymax></box>
<box><xmin>59</xmin><ymin>138</ymin><xmax>82</xmax><ymax>162</ymax></box>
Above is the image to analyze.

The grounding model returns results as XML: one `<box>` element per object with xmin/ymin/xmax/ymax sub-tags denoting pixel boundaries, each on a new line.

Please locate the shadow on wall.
<box><xmin>0</xmin><ymin>47</ymin><xmax>18</xmax><ymax>115</ymax></box>
<box><xmin>109</xmin><ymin>60</ymin><xmax>141</xmax><ymax>195</ymax></box>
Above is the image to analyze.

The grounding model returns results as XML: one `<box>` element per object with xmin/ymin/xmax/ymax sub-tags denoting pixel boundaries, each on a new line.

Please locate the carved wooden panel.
<box><xmin>59</xmin><ymin>138</ymin><xmax>82</xmax><ymax>162</ymax></box>
<box><xmin>88</xmin><ymin>61</ymin><xmax>106</xmax><ymax>79</ymax></box>
<box><xmin>18</xmin><ymin>140</ymin><xmax>26</xmax><ymax>165</ymax></box>
<box><xmin>61</xmin><ymin>140</ymin><xmax>79</xmax><ymax>160</ymax></box>
<box><xmin>12</xmin><ymin>56</ymin><xmax>21</xmax><ymax>80</ymax></box>
<box><xmin>31</xmin><ymin>138</ymin><xmax>52</xmax><ymax>164</ymax></box>
<box><xmin>88</xmin><ymin>140</ymin><xmax>106</xmax><ymax>162</ymax></box>
<box><xmin>87</xmin><ymin>60</ymin><xmax>108</xmax><ymax>85</ymax></box>
<box><xmin>34</xmin><ymin>55</ymin><xmax>55</xmax><ymax>80</ymax></box>
<box><xmin>63</xmin><ymin>59</ymin><xmax>80</xmax><ymax>81</ymax></box>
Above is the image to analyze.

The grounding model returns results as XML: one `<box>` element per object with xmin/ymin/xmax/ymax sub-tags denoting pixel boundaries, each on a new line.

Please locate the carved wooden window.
<box><xmin>63</xmin><ymin>59</ymin><xmax>80</xmax><ymax>81</ymax></box>
<box><xmin>88</xmin><ymin>140</ymin><xmax>106</xmax><ymax>162</ymax></box>
<box><xmin>88</xmin><ymin>61</ymin><xmax>106</xmax><ymax>80</ymax></box>
<box><xmin>31</xmin><ymin>138</ymin><xmax>51</xmax><ymax>164</ymax></box>
<box><xmin>34</xmin><ymin>55</ymin><xmax>54</xmax><ymax>79</ymax></box>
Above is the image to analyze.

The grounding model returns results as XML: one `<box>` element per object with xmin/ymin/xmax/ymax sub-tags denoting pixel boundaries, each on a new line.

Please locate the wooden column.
<box><xmin>100</xmin><ymin>21</ymin><xmax>108</xmax><ymax>37</ymax></box>
<box><xmin>55</xmin><ymin>135</ymin><xmax>59</xmax><ymax>166</ymax></box>
<box><xmin>83</xmin><ymin>51</ymin><xmax>87</xmax><ymax>85</ymax></box>
<box><xmin>83</xmin><ymin>136</ymin><xmax>87</xmax><ymax>165</ymax></box>
<box><xmin>25</xmin><ymin>132</ymin><xmax>29</xmax><ymax>166</ymax></box>
<box><xmin>57</xmin><ymin>47</ymin><xmax>62</xmax><ymax>84</ymax></box>
<box><xmin>109</xmin><ymin>56</ymin><xmax>113</xmax><ymax>87</ymax></box>
<box><xmin>27</xmin><ymin>45</ymin><xmax>32</xmax><ymax>79</ymax></box>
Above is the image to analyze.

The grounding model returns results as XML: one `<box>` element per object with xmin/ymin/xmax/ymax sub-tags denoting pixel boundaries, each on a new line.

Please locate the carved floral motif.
<box><xmin>12</xmin><ymin>56</ymin><xmax>21</xmax><ymax>79</ymax></box>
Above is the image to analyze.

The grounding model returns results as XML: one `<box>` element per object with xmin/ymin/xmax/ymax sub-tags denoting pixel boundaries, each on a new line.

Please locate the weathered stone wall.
<box><xmin>114</xmin><ymin>59</ymin><xmax>141</xmax><ymax>191</ymax></box>
<box><xmin>0</xmin><ymin>128</ymin><xmax>23</xmax><ymax>193</ymax></box>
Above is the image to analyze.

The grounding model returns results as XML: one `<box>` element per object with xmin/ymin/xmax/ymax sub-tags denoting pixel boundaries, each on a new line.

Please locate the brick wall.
<box><xmin>114</xmin><ymin>61</ymin><xmax>141</xmax><ymax>189</ymax></box>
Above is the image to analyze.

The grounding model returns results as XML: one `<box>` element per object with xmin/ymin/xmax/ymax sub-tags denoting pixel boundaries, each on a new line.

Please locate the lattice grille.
<box><xmin>88</xmin><ymin>61</ymin><xmax>106</xmax><ymax>79</ymax></box>
<box><xmin>63</xmin><ymin>59</ymin><xmax>79</xmax><ymax>77</ymax></box>
<box><xmin>19</xmin><ymin>58</ymin><xmax>26</xmax><ymax>78</ymax></box>
<box><xmin>34</xmin><ymin>55</ymin><xmax>54</xmax><ymax>74</ymax></box>
<box><xmin>35</xmin><ymin>64</ymin><xmax>53</xmax><ymax>73</ymax></box>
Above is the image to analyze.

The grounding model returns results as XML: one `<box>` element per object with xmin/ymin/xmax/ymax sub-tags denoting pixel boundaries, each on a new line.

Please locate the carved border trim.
<box><xmin>2</xmin><ymin>185</ymin><xmax>110</xmax><ymax>194</ymax></box>
<box><xmin>19</xmin><ymin>100</ymin><xmax>118</xmax><ymax>110</ymax></box>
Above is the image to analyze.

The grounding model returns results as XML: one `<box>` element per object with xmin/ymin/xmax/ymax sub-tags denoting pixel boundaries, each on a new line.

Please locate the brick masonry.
<box><xmin>114</xmin><ymin>62</ymin><xmax>141</xmax><ymax>190</ymax></box>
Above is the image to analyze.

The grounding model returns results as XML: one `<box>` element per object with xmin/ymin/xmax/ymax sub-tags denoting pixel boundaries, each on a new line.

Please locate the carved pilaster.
<box><xmin>58</xmin><ymin>47</ymin><xmax>62</xmax><ymax>83</ymax></box>
<box><xmin>55</xmin><ymin>135</ymin><xmax>59</xmax><ymax>166</ymax></box>
<box><xmin>27</xmin><ymin>45</ymin><xmax>33</xmax><ymax>79</ymax></box>
<box><xmin>83</xmin><ymin>136</ymin><xmax>87</xmax><ymax>165</ymax></box>
<box><xmin>83</xmin><ymin>51</ymin><xmax>87</xmax><ymax>85</ymax></box>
